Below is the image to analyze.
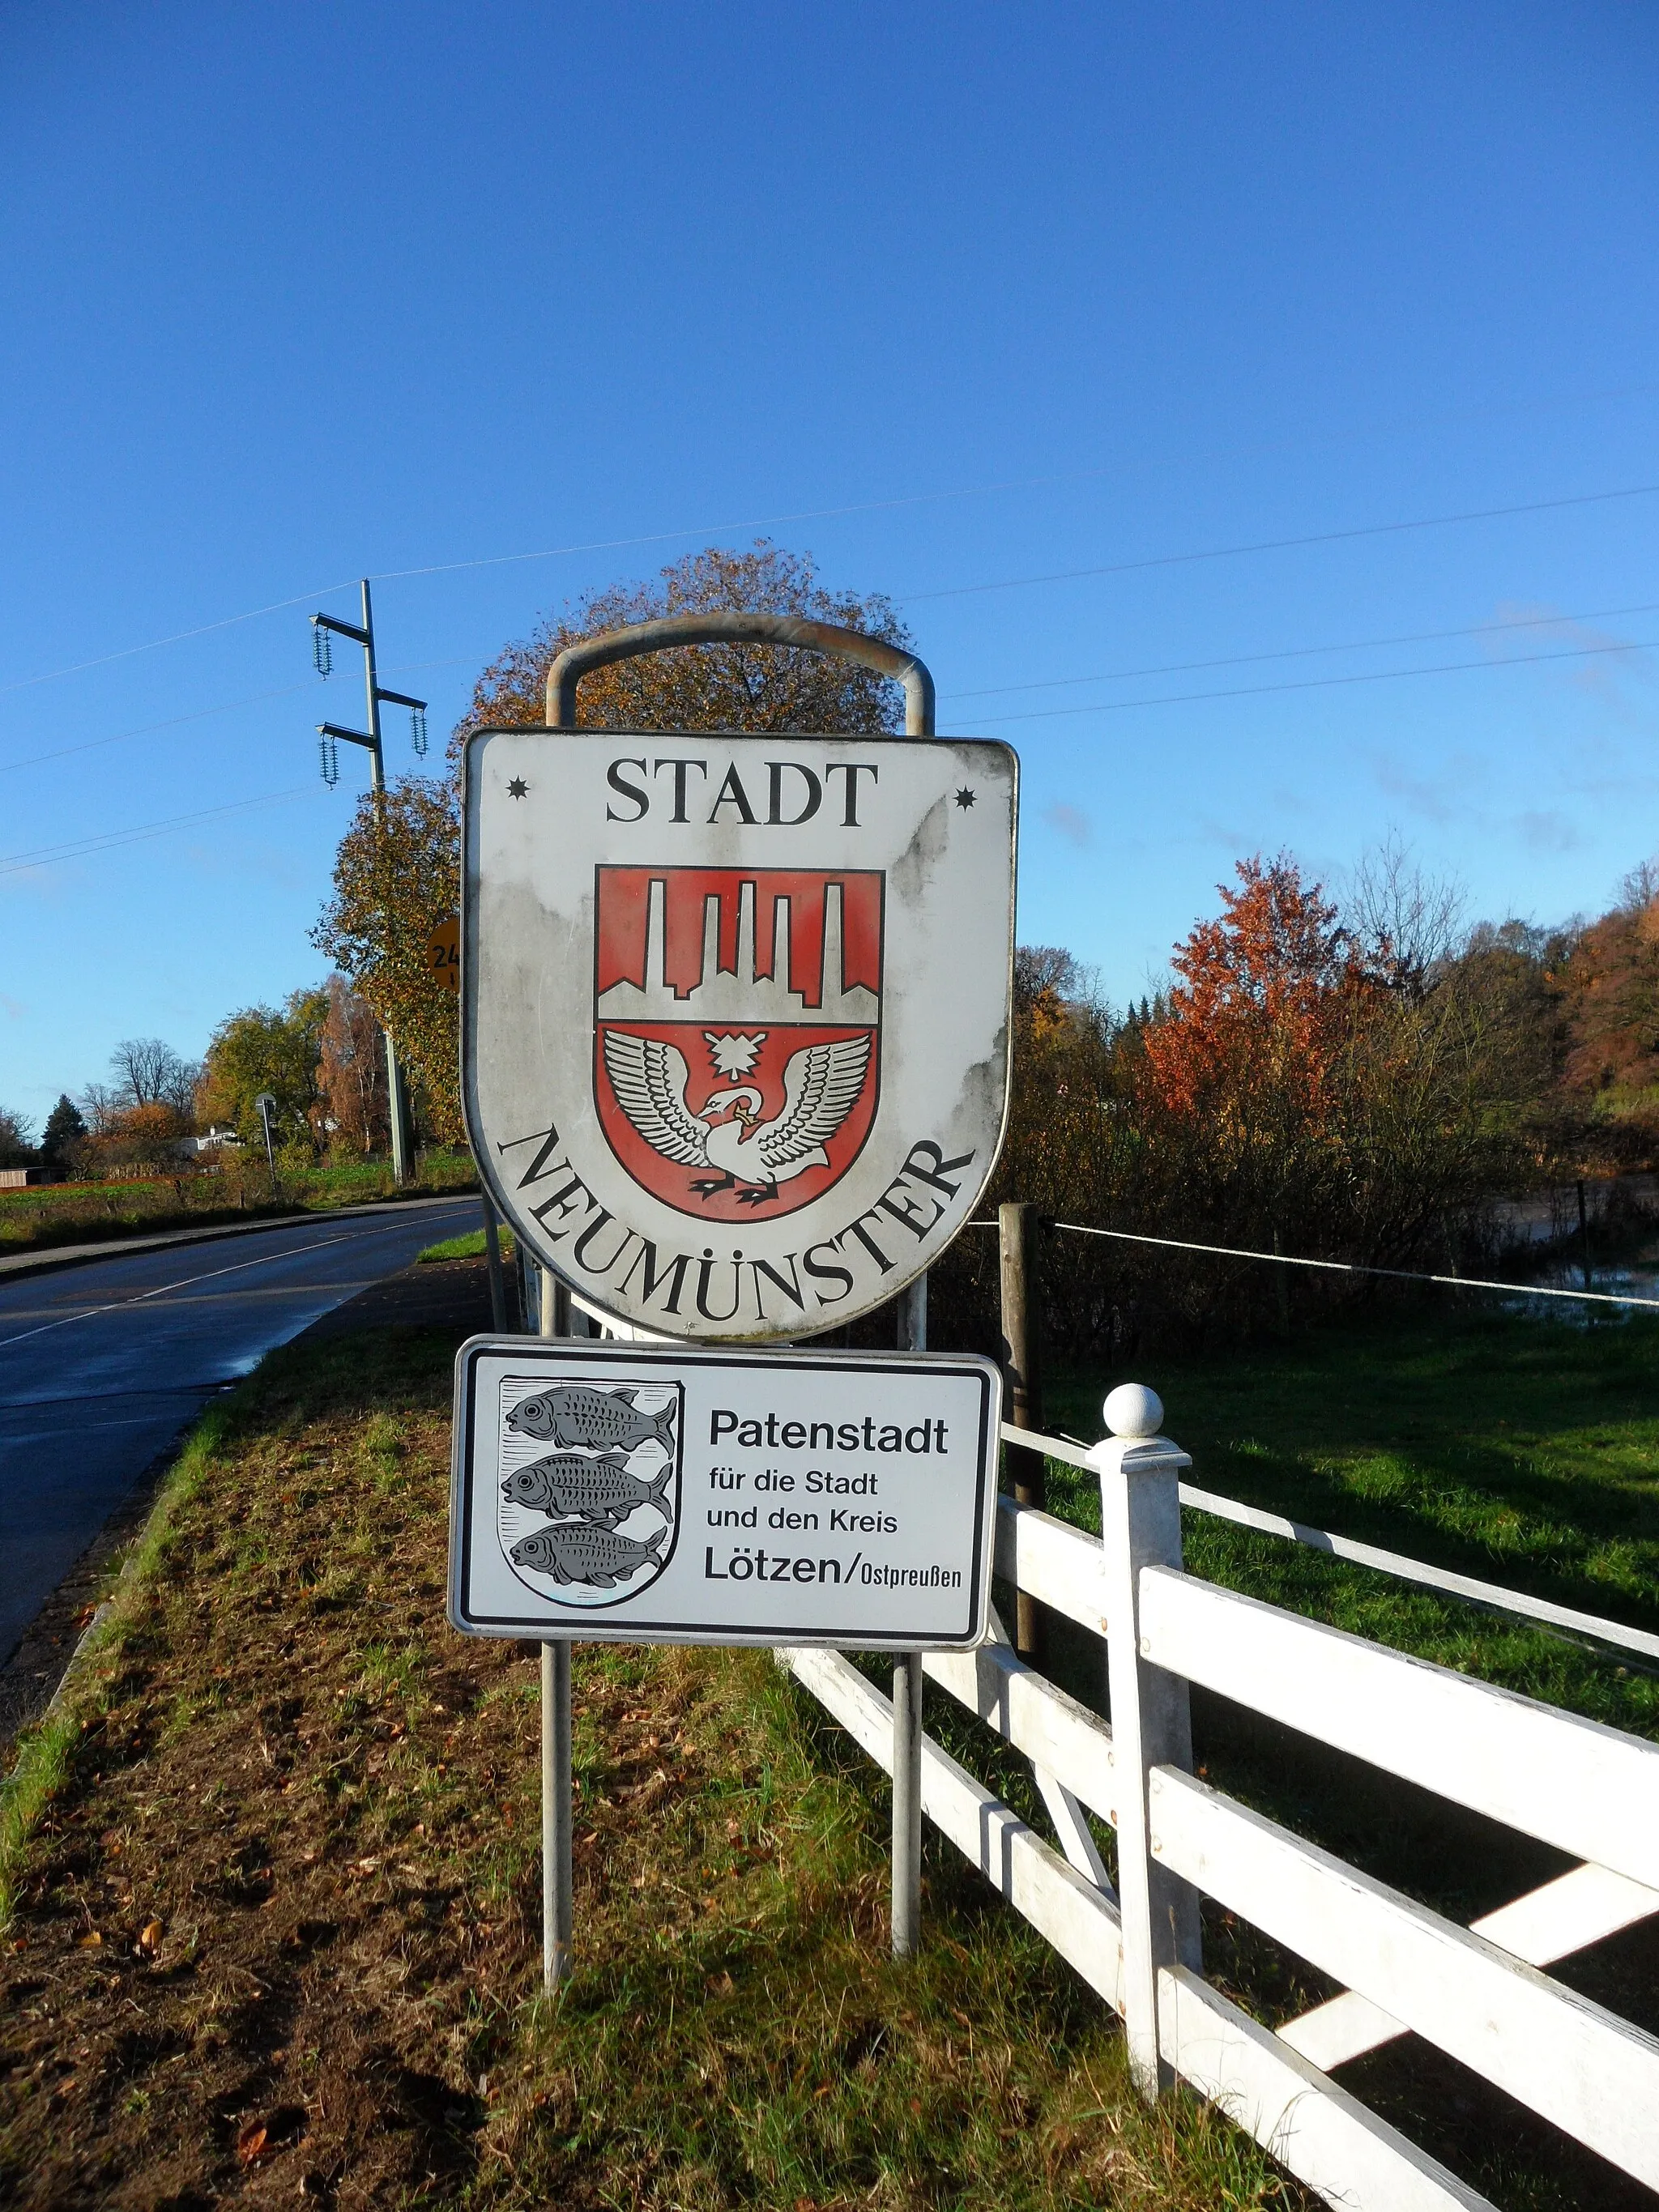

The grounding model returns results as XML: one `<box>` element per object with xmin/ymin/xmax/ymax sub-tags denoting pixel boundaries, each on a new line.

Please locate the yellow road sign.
<box><xmin>427</xmin><ymin>913</ymin><xmax>461</xmax><ymax>995</ymax></box>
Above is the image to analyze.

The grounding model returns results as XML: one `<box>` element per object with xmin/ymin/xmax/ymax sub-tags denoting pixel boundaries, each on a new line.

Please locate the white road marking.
<box><xmin>0</xmin><ymin>1210</ymin><xmax>472</xmax><ymax>1354</ymax></box>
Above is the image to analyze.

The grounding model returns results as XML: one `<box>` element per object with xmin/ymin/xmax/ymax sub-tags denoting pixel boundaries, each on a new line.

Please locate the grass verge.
<box><xmin>0</xmin><ymin>1328</ymin><xmax>1306</xmax><ymax>2211</ymax></box>
<box><xmin>0</xmin><ymin>1155</ymin><xmax>478</xmax><ymax>1258</ymax></box>
<box><xmin>419</xmin><ymin>1225</ymin><xmax>516</xmax><ymax>1265</ymax></box>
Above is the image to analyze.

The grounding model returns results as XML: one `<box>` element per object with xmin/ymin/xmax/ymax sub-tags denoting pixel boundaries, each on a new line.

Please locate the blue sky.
<box><xmin>3</xmin><ymin>2</ymin><xmax>1657</xmax><ymax>1119</ymax></box>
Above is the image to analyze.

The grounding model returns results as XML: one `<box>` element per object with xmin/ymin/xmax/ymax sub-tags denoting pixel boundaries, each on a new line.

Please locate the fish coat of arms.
<box><xmin>463</xmin><ymin>728</ymin><xmax>1017</xmax><ymax>1341</ymax></box>
<box><xmin>496</xmin><ymin>1375</ymin><xmax>683</xmax><ymax>1609</ymax></box>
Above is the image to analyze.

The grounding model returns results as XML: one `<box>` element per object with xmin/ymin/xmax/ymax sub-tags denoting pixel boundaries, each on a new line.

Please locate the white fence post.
<box><xmin>1093</xmin><ymin>1383</ymin><xmax>1201</xmax><ymax>2097</ymax></box>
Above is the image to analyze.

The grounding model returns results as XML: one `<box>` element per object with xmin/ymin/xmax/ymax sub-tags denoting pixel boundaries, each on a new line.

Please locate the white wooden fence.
<box><xmin>776</xmin><ymin>1389</ymin><xmax>1659</xmax><ymax>2211</ymax></box>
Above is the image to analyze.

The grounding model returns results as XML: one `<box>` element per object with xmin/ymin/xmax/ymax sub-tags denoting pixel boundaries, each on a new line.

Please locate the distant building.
<box><xmin>193</xmin><ymin>1125</ymin><xmax>245</xmax><ymax>1154</ymax></box>
<box><xmin>0</xmin><ymin>1166</ymin><xmax>55</xmax><ymax>1187</ymax></box>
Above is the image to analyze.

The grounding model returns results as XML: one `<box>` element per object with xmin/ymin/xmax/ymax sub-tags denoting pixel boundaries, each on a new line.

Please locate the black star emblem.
<box><xmin>954</xmin><ymin>786</ymin><xmax>976</xmax><ymax>809</ymax></box>
<box><xmin>507</xmin><ymin>777</ymin><xmax>529</xmax><ymax>798</ymax></box>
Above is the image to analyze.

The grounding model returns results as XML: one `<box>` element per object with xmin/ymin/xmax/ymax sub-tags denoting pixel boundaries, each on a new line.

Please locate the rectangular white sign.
<box><xmin>449</xmin><ymin>1337</ymin><xmax>1001</xmax><ymax>1648</ymax></box>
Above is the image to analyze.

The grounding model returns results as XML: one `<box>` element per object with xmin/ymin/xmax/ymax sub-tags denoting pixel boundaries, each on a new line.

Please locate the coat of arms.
<box><xmin>496</xmin><ymin>1374</ymin><xmax>683</xmax><ymax>1609</ymax></box>
<box><xmin>594</xmin><ymin>867</ymin><xmax>881</xmax><ymax>1221</ymax></box>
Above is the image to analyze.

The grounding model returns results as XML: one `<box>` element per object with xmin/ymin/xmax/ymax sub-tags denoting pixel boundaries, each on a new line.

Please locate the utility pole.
<box><xmin>311</xmin><ymin>580</ymin><xmax>426</xmax><ymax>1186</ymax></box>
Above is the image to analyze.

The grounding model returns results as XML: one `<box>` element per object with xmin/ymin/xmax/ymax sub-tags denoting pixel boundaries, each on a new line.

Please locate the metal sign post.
<box><xmin>455</xmin><ymin>616</ymin><xmax>1017</xmax><ymax>1985</ymax></box>
<box><xmin>893</xmin><ymin>1270</ymin><xmax>927</xmax><ymax>1957</ymax></box>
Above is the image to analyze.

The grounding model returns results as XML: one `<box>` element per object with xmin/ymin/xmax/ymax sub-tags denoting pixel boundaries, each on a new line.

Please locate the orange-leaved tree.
<box><xmin>1140</xmin><ymin>853</ymin><xmax>1363</xmax><ymax>1126</ymax></box>
<box><xmin>1557</xmin><ymin>863</ymin><xmax>1659</xmax><ymax>1140</ymax></box>
<box><xmin>313</xmin><ymin>973</ymin><xmax>390</xmax><ymax>1157</ymax></box>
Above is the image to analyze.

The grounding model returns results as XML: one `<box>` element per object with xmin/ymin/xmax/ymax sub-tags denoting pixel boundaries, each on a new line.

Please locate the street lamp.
<box><xmin>254</xmin><ymin>1092</ymin><xmax>278</xmax><ymax>1184</ymax></box>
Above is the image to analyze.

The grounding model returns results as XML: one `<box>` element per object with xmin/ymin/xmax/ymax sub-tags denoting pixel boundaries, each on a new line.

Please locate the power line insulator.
<box><xmin>312</xmin><ymin>622</ymin><xmax>332</xmax><ymax>678</ymax></box>
<box><xmin>319</xmin><ymin>731</ymin><xmax>339</xmax><ymax>787</ymax></box>
<box><xmin>411</xmin><ymin>704</ymin><xmax>428</xmax><ymax>757</ymax></box>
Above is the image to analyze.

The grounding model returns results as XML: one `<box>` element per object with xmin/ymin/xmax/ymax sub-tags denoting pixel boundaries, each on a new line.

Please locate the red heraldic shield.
<box><xmin>593</xmin><ymin>866</ymin><xmax>882</xmax><ymax>1223</ymax></box>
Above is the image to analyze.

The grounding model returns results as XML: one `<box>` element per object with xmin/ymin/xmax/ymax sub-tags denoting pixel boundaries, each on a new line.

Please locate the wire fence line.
<box><xmin>965</xmin><ymin>1217</ymin><xmax>1659</xmax><ymax>1314</ymax></box>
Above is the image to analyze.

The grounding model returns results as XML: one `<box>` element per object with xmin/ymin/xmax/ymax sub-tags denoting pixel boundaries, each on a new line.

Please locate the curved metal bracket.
<box><xmin>544</xmin><ymin>611</ymin><xmax>935</xmax><ymax>736</ymax></box>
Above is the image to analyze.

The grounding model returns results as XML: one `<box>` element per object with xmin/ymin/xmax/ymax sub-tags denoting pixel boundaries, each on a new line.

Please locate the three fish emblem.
<box><xmin>499</xmin><ymin>1382</ymin><xmax>681</xmax><ymax>1603</ymax></box>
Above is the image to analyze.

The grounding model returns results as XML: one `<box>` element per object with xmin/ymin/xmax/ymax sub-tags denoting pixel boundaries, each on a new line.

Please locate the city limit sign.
<box><xmin>462</xmin><ymin>730</ymin><xmax>1017</xmax><ymax>1340</ymax></box>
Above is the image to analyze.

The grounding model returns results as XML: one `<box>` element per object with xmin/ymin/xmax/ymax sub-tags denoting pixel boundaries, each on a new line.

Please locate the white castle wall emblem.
<box><xmin>596</xmin><ymin>876</ymin><xmax>880</xmax><ymax>1026</ymax></box>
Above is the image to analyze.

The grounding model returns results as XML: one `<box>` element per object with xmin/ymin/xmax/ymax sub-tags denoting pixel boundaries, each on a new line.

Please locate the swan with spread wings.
<box><xmin>602</xmin><ymin>1029</ymin><xmax>872</xmax><ymax>1204</ymax></box>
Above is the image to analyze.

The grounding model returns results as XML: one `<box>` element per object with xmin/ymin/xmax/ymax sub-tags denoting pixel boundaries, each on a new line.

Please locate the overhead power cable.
<box><xmin>0</xmin><ymin>588</ymin><xmax>363</xmax><ymax>699</ymax></box>
<box><xmin>966</xmin><ymin>633</ymin><xmax>1658</xmax><ymax>727</ymax></box>
<box><xmin>0</xmin><ymin>787</ymin><xmax>312</xmax><ymax>876</ymax></box>
<box><xmin>0</xmin><ymin>654</ymin><xmax>474</xmax><ymax>778</ymax></box>
<box><xmin>0</xmin><ymin>682</ymin><xmax>312</xmax><ymax>776</ymax></box>
<box><xmin>942</xmin><ymin>599</ymin><xmax>1659</xmax><ymax>701</ymax></box>
<box><xmin>905</xmin><ymin>479</ymin><xmax>1659</xmax><ymax>606</ymax></box>
<box><xmin>8</xmin><ymin>462</ymin><xmax>1659</xmax><ymax>698</ymax></box>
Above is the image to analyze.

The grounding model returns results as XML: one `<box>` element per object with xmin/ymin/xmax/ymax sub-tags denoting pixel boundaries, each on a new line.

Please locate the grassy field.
<box><xmin>0</xmin><ymin>1153</ymin><xmax>478</xmax><ymax>1256</ymax></box>
<box><xmin>1045</xmin><ymin>1304</ymin><xmax>1659</xmax><ymax>1733</ymax></box>
<box><xmin>0</xmin><ymin>1328</ymin><xmax>1303</xmax><ymax>2212</ymax></box>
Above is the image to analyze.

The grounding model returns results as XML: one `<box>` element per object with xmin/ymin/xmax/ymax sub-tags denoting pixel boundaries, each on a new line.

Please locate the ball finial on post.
<box><xmin>1103</xmin><ymin>1383</ymin><xmax>1164</xmax><ymax>1439</ymax></box>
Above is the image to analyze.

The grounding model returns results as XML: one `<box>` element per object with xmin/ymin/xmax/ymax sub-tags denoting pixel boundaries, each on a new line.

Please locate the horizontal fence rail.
<box><xmin>1138</xmin><ymin>1567</ymin><xmax>1659</xmax><ymax>1892</ymax></box>
<box><xmin>1151</xmin><ymin>1766</ymin><xmax>1659</xmax><ymax>2191</ymax></box>
<box><xmin>779</xmin><ymin>1399</ymin><xmax>1659</xmax><ymax>2212</ymax></box>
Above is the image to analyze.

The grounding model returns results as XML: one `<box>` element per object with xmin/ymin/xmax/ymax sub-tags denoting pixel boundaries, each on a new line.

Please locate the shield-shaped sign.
<box><xmin>496</xmin><ymin>1372</ymin><xmax>682</xmax><ymax>1610</ymax></box>
<box><xmin>463</xmin><ymin>730</ymin><xmax>1016</xmax><ymax>1340</ymax></box>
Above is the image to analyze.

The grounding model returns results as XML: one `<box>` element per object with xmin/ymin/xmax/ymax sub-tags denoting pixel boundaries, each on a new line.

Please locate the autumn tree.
<box><xmin>1556</xmin><ymin>863</ymin><xmax>1659</xmax><ymax>1140</ymax></box>
<box><xmin>451</xmin><ymin>539</ymin><xmax>911</xmax><ymax>752</ymax></box>
<box><xmin>311</xmin><ymin>776</ymin><xmax>462</xmax><ymax>1144</ymax></box>
<box><xmin>317</xmin><ymin>541</ymin><xmax>913</xmax><ymax>1139</ymax></box>
<box><xmin>314</xmin><ymin>974</ymin><xmax>390</xmax><ymax>1157</ymax></box>
<box><xmin>929</xmin><ymin>855</ymin><xmax>1553</xmax><ymax>1357</ymax></box>
<box><xmin>0</xmin><ymin>1107</ymin><xmax>35</xmax><ymax>1169</ymax></box>
<box><xmin>1125</xmin><ymin>853</ymin><xmax>1554</xmax><ymax>1309</ymax></box>
<box><xmin>196</xmin><ymin>989</ymin><xmax>330</xmax><ymax>1153</ymax></box>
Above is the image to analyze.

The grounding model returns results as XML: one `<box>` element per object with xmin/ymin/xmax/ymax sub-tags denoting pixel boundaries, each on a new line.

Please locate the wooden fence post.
<box><xmin>999</xmin><ymin>1202</ymin><xmax>1047</xmax><ymax>1661</ymax></box>
<box><xmin>1093</xmin><ymin>1382</ymin><xmax>1202</xmax><ymax>2097</ymax></box>
<box><xmin>1577</xmin><ymin>1179</ymin><xmax>1593</xmax><ymax>1293</ymax></box>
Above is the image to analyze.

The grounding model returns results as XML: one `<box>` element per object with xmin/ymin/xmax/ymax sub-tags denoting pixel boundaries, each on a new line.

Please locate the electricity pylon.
<box><xmin>311</xmin><ymin>579</ymin><xmax>428</xmax><ymax>1186</ymax></box>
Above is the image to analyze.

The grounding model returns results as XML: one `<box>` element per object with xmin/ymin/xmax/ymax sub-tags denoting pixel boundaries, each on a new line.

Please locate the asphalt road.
<box><xmin>0</xmin><ymin>1196</ymin><xmax>481</xmax><ymax>1665</ymax></box>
